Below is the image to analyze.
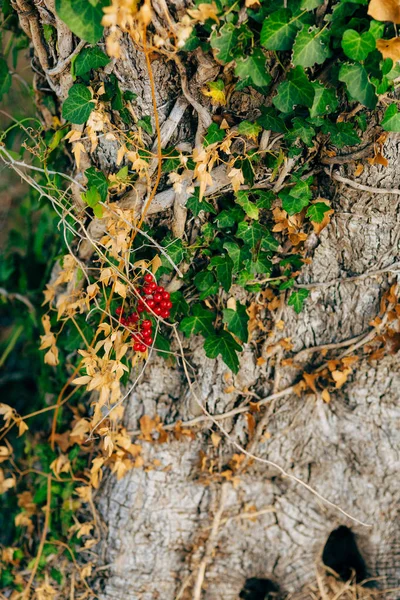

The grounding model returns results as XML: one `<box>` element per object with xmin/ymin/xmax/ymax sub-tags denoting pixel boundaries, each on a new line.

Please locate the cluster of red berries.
<box><xmin>115</xmin><ymin>273</ymin><xmax>173</xmax><ymax>354</ymax></box>
<box><xmin>137</xmin><ymin>273</ymin><xmax>172</xmax><ymax>319</ymax></box>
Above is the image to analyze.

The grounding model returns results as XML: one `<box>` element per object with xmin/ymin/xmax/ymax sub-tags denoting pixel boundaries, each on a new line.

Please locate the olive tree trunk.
<box><xmin>14</xmin><ymin>2</ymin><xmax>400</xmax><ymax>598</ymax></box>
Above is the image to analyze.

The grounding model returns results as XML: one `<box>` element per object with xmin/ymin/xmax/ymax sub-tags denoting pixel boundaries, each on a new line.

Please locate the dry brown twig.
<box><xmin>191</xmin><ymin>483</ymin><xmax>229</xmax><ymax>600</ymax></box>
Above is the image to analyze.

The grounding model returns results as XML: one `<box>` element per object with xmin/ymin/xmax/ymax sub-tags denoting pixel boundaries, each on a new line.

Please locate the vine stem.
<box><xmin>132</xmin><ymin>21</ymin><xmax>164</xmax><ymax>238</ymax></box>
<box><xmin>23</xmin><ymin>475</ymin><xmax>52</xmax><ymax>599</ymax></box>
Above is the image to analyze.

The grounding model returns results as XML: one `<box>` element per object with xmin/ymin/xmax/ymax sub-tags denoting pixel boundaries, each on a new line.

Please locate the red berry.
<box><xmin>154</xmin><ymin>306</ymin><xmax>163</xmax><ymax>315</ymax></box>
<box><xmin>155</xmin><ymin>286</ymin><xmax>164</xmax><ymax>294</ymax></box>
<box><xmin>160</xmin><ymin>301</ymin><xmax>168</xmax><ymax>309</ymax></box>
<box><xmin>144</xmin><ymin>273</ymin><xmax>153</xmax><ymax>283</ymax></box>
<box><xmin>165</xmin><ymin>301</ymin><xmax>173</xmax><ymax>309</ymax></box>
<box><xmin>146</xmin><ymin>299</ymin><xmax>155</xmax><ymax>308</ymax></box>
<box><xmin>143</xmin><ymin>285</ymin><xmax>153</xmax><ymax>295</ymax></box>
<box><xmin>141</xmin><ymin>319</ymin><xmax>152</xmax><ymax>329</ymax></box>
<box><xmin>134</xmin><ymin>342</ymin><xmax>141</xmax><ymax>351</ymax></box>
<box><xmin>121</xmin><ymin>317</ymin><xmax>128</xmax><ymax>325</ymax></box>
<box><xmin>116</xmin><ymin>306</ymin><xmax>123</xmax><ymax>316</ymax></box>
<box><xmin>137</xmin><ymin>303</ymin><xmax>145</xmax><ymax>313</ymax></box>
<box><xmin>162</xmin><ymin>291</ymin><xmax>170</xmax><ymax>301</ymax></box>
<box><xmin>161</xmin><ymin>310</ymin><xmax>170</xmax><ymax>319</ymax></box>
<box><xmin>131</xmin><ymin>312</ymin><xmax>140</xmax><ymax>323</ymax></box>
<box><xmin>153</xmin><ymin>293</ymin><xmax>162</xmax><ymax>303</ymax></box>
<box><xmin>149</xmin><ymin>282</ymin><xmax>157</xmax><ymax>292</ymax></box>
<box><xmin>139</xmin><ymin>344</ymin><xmax>146</xmax><ymax>353</ymax></box>
<box><xmin>144</xmin><ymin>337</ymin><xmax>153</xmax><ymax>345</ymax></box>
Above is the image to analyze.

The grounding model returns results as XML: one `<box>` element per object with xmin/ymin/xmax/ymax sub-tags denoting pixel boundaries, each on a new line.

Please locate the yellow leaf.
<box><xmin>72</xmin><ymin>375</ymin><xmax>92</xmax><ymax>386</ymax></box>
<box><xmin>368</xmin><ymin>0</ymin><xmax>400</xmax><ymax>23</ymax></box>
<box><xmin>114</xmin><ymin>279</ymin><xmax>127</xmax><ymax>298</ymax></box>
<box><xmin>72</xmin><ymin>142</ymin><xmax>86</xmax><ymax>169</ymax></box>
<box><xmin>202</xmin><ymin>81</ymin><xmax>226</xmax><ymax>106</ymax></box>
<box><xmin>321</xmin><ymin>389</ymin><xmax>331</xmax><ymax>403</ymax></box>
<box><xmin>17</xmin><ymin>420</ymin><xmax>28</xmax><ymax>437</ymax></box>
<box><xmin>377</xmin><ymin>36</ymin><xmax>400</xmax><ymax>60</ymax></box>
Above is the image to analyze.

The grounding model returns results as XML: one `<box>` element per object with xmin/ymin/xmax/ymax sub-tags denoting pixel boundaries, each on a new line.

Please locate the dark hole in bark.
<box><xmin>322</xmin><ymin>525</ymin><xmax>367</xmax><ymax>583</ymax></box>
<box><xmin>239</xmin><ymin>577</ymin><xmax>279</xmax><ymax>600</ymax></box>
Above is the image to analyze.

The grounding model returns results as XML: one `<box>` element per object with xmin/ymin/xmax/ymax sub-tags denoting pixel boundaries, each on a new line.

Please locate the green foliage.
<box><xmin>235</xmin><ymin>49</ymin><xmax>271</xmax><ymax>89</ymax></box>
<box><xmin>223</xmin><ymin>303</ymin><xmax>249</xmax><ymax>343</ymax></box>
<box><xmin>292</xmin><ymin>26</ymin><xmax>330</xmax><ymax>68</ymax></box>
<box><xmin>341</xmin><ymin>29</ymin><xmax>375</xmax><ymax>61</ymax></box>
<box><xmin>306</xmin><ymin>202</ymin><xmax>331</xmax><ymax>223</ymax></box>
<box><xmin>260</xmin><ymin>9</ymin><xmax>299</xmax><ymax>51</ymax></box>
<box><xmin>204</xmin><ymin>330</ymin><xmax>242</xmax><ymax>373</ymax></box>
<box><xmin>381</xmin><ymin>104</ymin><xmax>400</xmax><ymax>132</ymax></box>
<box><xmin>180</xmin><ymin>305</ymin><xmax>215</xmax><ymax>337</ymax></box>
<box><xmin>273</xmin><ymin>67</ymin><xmax>315</xmax><ymax>113</ymax></box>
<box><xmin>288</xmin><ymin>288</ymin><xmax>310</xmax><ymax>313</ymax></box>
<box><xmin>55</xmin><ymin>0</ymin><xmax>107</xmax><ymax>44</ymax></box>
<box><xmin>338</xmin><ymin>63</ymin><xmax>377</xmax><ymax>109</ymax></box>
<box><xmin>61</xmin><ymin>84</ymin><xmax>95</xmax><ymax>124</ymax></box>
<box><xmin>0</xmin><ymin>58</ymin><xmax>11</xmax><ymax>100</ymax></box>
<box><xmin>74</xmin><ymin>46</ymin><xmax>110</xmax><ymax>77</ymax></box>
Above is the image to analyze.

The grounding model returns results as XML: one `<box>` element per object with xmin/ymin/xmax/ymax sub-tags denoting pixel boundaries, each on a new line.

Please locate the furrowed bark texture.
<box><xmin>13</xmin><ymin>2</ymin><xmax>400</xmax><ymax>598</ymax></box>
<box><xmin>98</xmin><ymin>148</ymin><xmax>400</xmax><ymax>599</ymax></box>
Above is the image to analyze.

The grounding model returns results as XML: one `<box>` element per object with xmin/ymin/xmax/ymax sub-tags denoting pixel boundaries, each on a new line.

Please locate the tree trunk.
<box><xmin>11</xmin><ymin>1</ymin><xmax>400</xmax><ymax>598</ymax></box>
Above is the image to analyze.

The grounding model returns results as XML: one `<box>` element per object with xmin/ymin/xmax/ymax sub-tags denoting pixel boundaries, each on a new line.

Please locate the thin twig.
<box><xmin>192</xmin><ymin>483</ymin><xmax>228</xmax><ymax>600</ymax></box>
<box><xmin>46</xmin><ymin>39</ymin><xmax>86</xmax><ymax>75</ymax></box>
<box><xmin>295</xmin><ymin>263</ymin><xmax>400</xmax><ymax>290</ymax></box>
<box><xmin>327</xmin><ymin>168</ymin><xmax>400</xmax><ymax>195</ymax></box>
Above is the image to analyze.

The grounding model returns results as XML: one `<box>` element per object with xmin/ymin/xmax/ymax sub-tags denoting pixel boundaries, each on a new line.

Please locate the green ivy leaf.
<box><xmin>245</xmin><ymin>252</ymin><xmax>272</xmax><ymax>275</ymax></box>
<box><xmin>260</xmin><ymin>9</ymin><xmax>298</xmax><ymax>51</ymax></box>
<box><xmin>55</xmin><ymin>0</ymin><xmax>107</xmax><ymax>44</ymax></box>
<box><xmin>223</xmin><ymin>303</ymin><xmax>249</xmax><ymax>343</ymax></box>
<box><xmin>254</xmin><ymin>190</ymin><xmax>274</xmax><ymax>209</ymax></box>
<box><xmin>62</xmin><ymin>84</ymin><xmax>95</xmax><ymax>124</ymax></box>
<box><xmin>0</xmin><ymin>59</ymin><xmax>12</xmax><ymax>101</ymax></box>
<box><xmin>187</xmin><ymin>194</ymin><xmax>216</xmax><ymax>216</ymax></box>
<box><xmin>321</xmin><ymin>121</ymin><xmax>361</xmax><ymax>147</ymax></box>
<box><xmin>338</xmin><ymin>63</ymin><xmax>377</xmax><ymax>109</ymax></box>
<box><xmin>235</xmin><ymin>49</ymin><xmax>271</xmax><ymax>89</ymax></box>
<box><xmin>210</xmin><ymin>255</ymin><xmax>233</xmax><ymax>292</ymax></box>
<box><xmin>210</xmin><ymin>22</ymin><xmax>240</xmax><ymax>63</ymax></box>
<box><xmin>341</xmin><ymin>29</ymin><xmax>375</xmax><ymax>61</ymax></box>
<box><xmin>292</xmin><ymin>26</ymin><xmax>330</xmax><ymax>68</ymax></box>
<box><xmin>257</xmin><ymin>107</ymin><xmax>287</xmax><ymax>133</ymax></box>
<box><xmin>85</xmin><ymin>167</ymin><xmax>108</xmax><ymax>202</ymax></box>
<box><xmin>204</xmin><ymin>331</ymin><xmax>241</xmax><ymax>373</ymax></box>
<box><xmin>160</xmin><ymin>238</ymin><xmax>185</xmax><ymax>272</ymax></box>
<box><xmin>381</xmin><ymin>104</ymin><xmax>400</xmax><ymax>132</ymax></box>
<box><xmin>236</xmin><ymin>221</ymin><xmax>264</xmax><ymax>247</ymax></box>
<box><xmin>74</xmin><ymin>46</ymin><xmax>110</xmax><ymax>76</ymax></box>
<box><xmin>285</xmin><ymin>117</ymin><xmax>315</xmax><ymax>146</ymax></box>
<box><xmin>238</xmin><ymin>120</ymin><xmax>262</xmax><ymax>140</ymax></box>
<box><xmin>137</xmin><ymin>115</ymin><xmax>152</xmax><ymax>134</ymax></box>
<box><xmin>306</xmin><ymin>202</ymin><xmax>331</xmax><ymax>223</ymax></box>
<box><xmin>204</xmin><ymin>123</ymin><xmax>225</xmax><ymax>146</ymax></box>
<box><xmin>261</xmin><ymin>230</ymin><xmax>280</xmax><ymax>252</ymax></box>
<box><xmin>235</xmin><ymin>191</ymin><xmax>259</xmax><ymax>220</ymax></box>
<box><xmin>180</xmin><ymin>305</ymin><xmax>215</xmax><ymax>337</ymax></box>
<box><xmin>300</xmin><ymin>0</ymin><xmax>323</xmax><ymax>9</ymax></box>
<box><xmin>223</xmin><ymin>241</ymin><xmax>251</xmax><ymax>273</ymax></box>
<box><xmin>279</xmin><ymin>180</ymin><xmax>312</xmax><ymax>215</ymax></box>
<box><xmin>288</xmin><ymin>288</ymin><xmax>310</xmax><ymax>313</ymax></box>
<box><xmin>273</xmin><ymin>67</ymin><xmax>315</xmax><ymax>113</ymax></box>
<box><xmin>309</xmin><ymin>82</ymin><xmax>338</xmax><ymax>118</ymax></box>
<box><xmin>216</xmin><ymin>207</ymin><xmax>244</xmax><ymax>228</ymax></box>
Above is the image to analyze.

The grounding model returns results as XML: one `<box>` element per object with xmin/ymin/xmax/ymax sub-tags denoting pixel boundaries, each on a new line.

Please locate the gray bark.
<box><xmin>13</xmin><ymin>3</ymin><xmax>400</xmax><ymax>597</ymax></box>
<box><xmin>98</xmin><ymin>142</ymin><xmax>400</xmax><ymax>598</ymax></box>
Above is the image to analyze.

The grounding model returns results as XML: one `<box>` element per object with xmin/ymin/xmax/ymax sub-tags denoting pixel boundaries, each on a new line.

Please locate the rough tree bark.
<box><xmin>12</xmin><ymin>1</ymin><xmax>400</xmax><ymax>598</ymax></box>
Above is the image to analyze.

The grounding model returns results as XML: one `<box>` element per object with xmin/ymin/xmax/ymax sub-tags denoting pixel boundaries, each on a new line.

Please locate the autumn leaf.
<box><xmin>368</xmin><ymin>0</ymin><xmax>400</xmax><ymax>23</ymax></box>
<box><xmin>202</xmin><ymin>80</ymin><xmax>226</xmax><ymax>105</ymax></box>
<box><xmin>376</xmin><ymin>36</ymin><xmax>400</xmax><ymax>60</ymax></box>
